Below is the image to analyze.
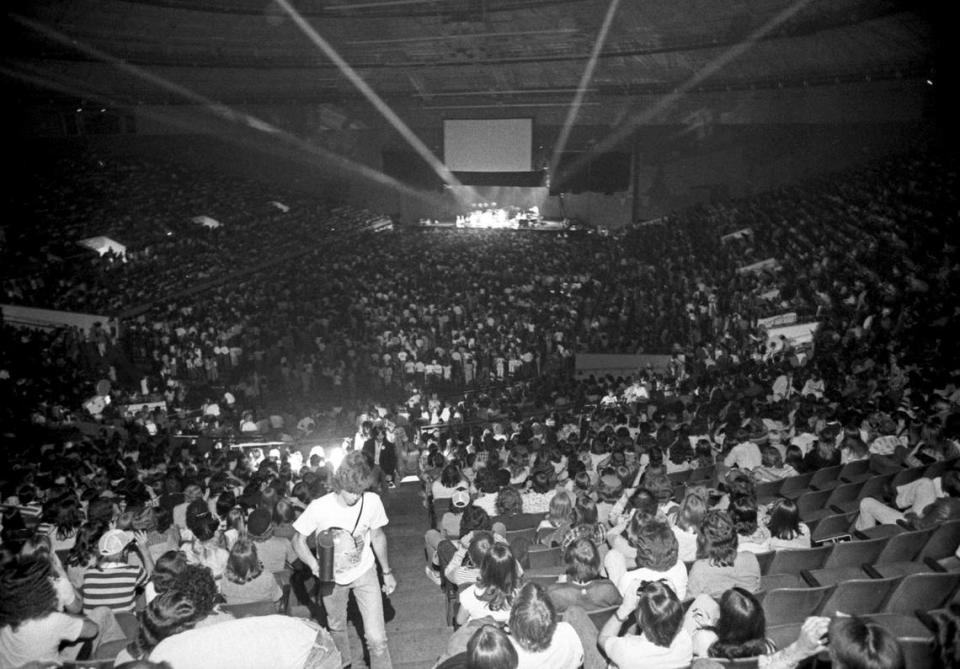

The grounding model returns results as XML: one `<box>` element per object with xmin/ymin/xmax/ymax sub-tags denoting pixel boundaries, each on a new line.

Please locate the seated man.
<box><xmin>855</xmin><ymin>470</ymin><xmax>960</xmax><ymax>531</ymax></box>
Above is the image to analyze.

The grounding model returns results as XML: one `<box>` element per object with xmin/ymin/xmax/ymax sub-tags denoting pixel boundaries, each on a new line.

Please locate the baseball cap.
<box><xmin>451</xmin><ymin>489</ymin><xmax>471</xmax><ymax>509</ymax></box>
<box><xmin>98</xmin><ymin>529</ymin><xmax>134</xmax><ymax>556</ymax></box>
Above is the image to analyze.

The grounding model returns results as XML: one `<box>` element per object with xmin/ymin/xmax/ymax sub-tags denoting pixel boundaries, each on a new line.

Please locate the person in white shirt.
<box><xmin>509</xmin><ymin>582</ymin><xmax>584</xmax><ymax>669</ymax></box>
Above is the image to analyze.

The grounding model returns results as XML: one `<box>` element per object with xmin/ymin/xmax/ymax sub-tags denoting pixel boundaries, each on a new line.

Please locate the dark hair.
<box><xmin>529</xmin><ymin>469</ymin><xmax>552</xmax><ymax>494</ymax></box>
<box><xmin>767</xmin><ymin>498</ymin><xmax>802</xmax><ymax>540</ymax></box>
<box><xmin>460</xmin><ymin>505</ymin><xmax>493</xmax><ymax>535</ymax></box>
<box><xmin>440</xmin><ymin>464</ymin><xmax>463</xmax><ymax>488</ymax></box>
<box><xmin>475</xmin><ymin>468</ymin><xmax>500</xmax><ymax>495</ymax></box>
<box><xmin>697</xmin><ymin>510</ymin><xmax>738</xmax><ymax>567</ymax></box>
<box><xmin>760</xmin><ymin>446</ymin><xmax>783</xmax><ymax>469</ymax></box>
<box><xmin>828</xmin><ymin>616</ymin><xmax>904</xmax><ymax>669</ymax></box>
<box><xmin>152</xmin><ymin>550</ymin><xmax>188</xmax><ymax>595</ymax></box>
<box><xmin>185</xmin><ymin>499</ymin><xmax>218</xmax><ymax>542</ymax></box>
<box><xmin>66</xmin><ymin>521</ymin><xmax>107</xmax><ymax>568</ymax></box>
<box><xmin>632</xmin><ymin>520</ymin><xmax>679</xmax><ymax>571</ymax></box>
<box><xmin>466</xmin><ymin>531</ymin><xmax>497</xmax><ymax>569</ymax></box>
<box><xmin>466</xmin><ymin>624</ymin><xmax>518</xmax><ymax>669</ymax></box>
<box><xmin>509</xmin><ymin>582</ymin><xmax>557</xmax><ymax>653</ymax></box>
<box><xmin>135</xmin><ymin>590</ymin><xmax>205</xmax><ymax>656</ymax></box>
<box><xmin>563</xmin><ymin>537</ymin><xmax>601</xmax><ymax>583</ymax></box>
<box><xmin>930</xmin><ymin>603</ymin><xmax>960</xmax><ymax>668</ymax></box>
<box><xmin>0</xmin><ymin>557</ymin><xmax>58</xmax><ymax>628</ymax></box>
<box><xmin>635</xmin><ymin>579</ymin><xmax>683</xmax><ymax>648</ymax></box>
<box><xmin>627</xmin><ymin>488</ymin><xmax>658</xmax><ymax>524</ymax></box>
<box><xmin>709</xmin><ymin>588</ymin><xmax>769</xmax><ymax>658</ymax></box>
<box><xmin>167</xmin><ymin>564</ymin><xmax>219</xmax><ymax>618</ymax></box>
<box><xmin>47</xmin><ymin>495</ymin><xmax>83</xmax><ymax>540</ymax></box>
<box><xmin>476</xmin><ymin>543</ymin><xmax>520</xmax><ymax>613</ymax></box>
<box><xmin>730</xmin><ymin>494</ymin><xmax>759</xmax><ymax>536</ymax></box>
<box><xmin>573</xmin><ymin>495</ymin><xmax>598</xmax><ymax>525</ymax></box>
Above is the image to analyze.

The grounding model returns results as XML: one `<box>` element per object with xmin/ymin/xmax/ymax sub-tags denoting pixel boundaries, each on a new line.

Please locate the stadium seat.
<box><xmin>810</xmin><ymin>511</ymin><xmax>857</xmax><ymax>544</ymax></box>
<box><xmin>833</xmin><ymin>472</ymin><xmax>896</xmax><ymax>514</ymax></box>
<box><xmin>878</xmin><ymin>572</ymin><xmax>960</xmax><ymax>614</ymax></box>
<box><xmin>923</xmin><ymin>456</ymin><xmax>960</xmax><ymax>479</ymax></box>
<box><xmin>585</xmin><ymin>604</ymin><xmax>620</xmax><ymax>630</ymax></box>
<box><xmin>795</xmin><ymin>489</ymin><xmax>835</xmax><ymax>522</ymax></box>
<box><xmin>526</xmin><ymin>545</ymin><xmax>562</xmax><ymax>570</ymax></box>
<box><xmin>838</xmin><ymin>459</ymin><xmax>873</xmax><ymax>484</ymax></box>
<box><xmin>867</xmin><ymin>520</ymin><xmax>960</xmax><ymax>577</ymax></box>
<box><xmin>778</xmin><ymin>472</ymin><xmax>815</xmax><ymax>500</ymax></box>
<box><xmin>824</xmin><ymin>481</ymin><xmax>865</xmax><ymax>511</ymax></box>
<box><xmin>524</xmin><ymin>572</ymin><xmax>563</xmax><ymax>588</ymax></box>
<box><xmin>807</xmin><ymin>464</ymin><xmax>845</xmax><ymax>491</ymax></box>
<box><xmin>754</xmin><ymin>480</ymin><xmax>784</xmax><ymax>505</ymax></box>
<box><xmin>804</xmin><ymin>536</ymin><xmax>890</xmax><ymax>586</ymax></box>
<box><xmin>761</xmin><ymin>545</ymin><xmax>833</xmax><ymax>589</ymax></box>
<box><xmin>761</xmin><ymin>585</ymin><xmax>834</xmax><ymax>626</ymax></box>
<box><xmin>816</xmin><ymin>576</ymin><xmax>901</xmax><ymax>616</ymax></box>
<box><xmin>890</xmin><ymin>466</ymin><xmax>926</xmax><ymax>490</ymax></box>
<box><xmin>872</xmin><ymin>527</ymin><xmax>936</xmax><ymax>565</ymax></box>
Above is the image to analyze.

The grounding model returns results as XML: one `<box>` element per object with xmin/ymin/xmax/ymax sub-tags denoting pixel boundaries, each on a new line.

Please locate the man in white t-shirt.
<box><xmin>292</xmin><ymin>452</ymin><xmax>396</xmax><ymax>669</ymax></box>
<box><xmin>509</xmin><ymin>582</ymin><xmax>583</xmax><ymax>669</ymax></box>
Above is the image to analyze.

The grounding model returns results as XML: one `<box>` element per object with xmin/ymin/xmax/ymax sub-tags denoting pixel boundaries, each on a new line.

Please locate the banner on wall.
<box><xmin>1</xmin><ymin>304</ymin><xmax>116</xmax><ymax>335</ymax></box>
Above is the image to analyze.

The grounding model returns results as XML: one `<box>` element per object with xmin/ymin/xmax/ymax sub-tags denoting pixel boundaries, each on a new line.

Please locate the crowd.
<box><xmin>1</xmin><ymin>145</ymin><xmax>960</xmax><ymax>668</ymax></box>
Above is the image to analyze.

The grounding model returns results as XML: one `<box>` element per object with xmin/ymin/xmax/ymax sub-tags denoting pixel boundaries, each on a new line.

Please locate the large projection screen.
<box><xmin>444</xmin><ymin>118</ymin><xmax>533</xmax><ymax>172</ymax></box>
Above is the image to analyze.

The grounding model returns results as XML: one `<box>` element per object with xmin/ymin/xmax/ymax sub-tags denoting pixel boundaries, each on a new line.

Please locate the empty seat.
<box><xmin>805</xmin><ymin>536</ymin><xmax>889</xmax><ymax>585</ymax></box>
<box><xmin>796</xmin><ymin>489</ymin><xmax>835</xmax><ymax>522</ymax></box>
<box><xmin>879</xmin><ymin>572</ymin><xmax>960</xmax><ymax>614</ymax></box>
<box><xmin>810</xmin><ymin>511</ymin><xmax>857</xmax><ymax>545</ymax></box>
<box><xmin>777</xmin><ymin>472</ymin><xmax>815</xmax><ymax>500</ymax></box>
<box><xmin>816</xmin><ymin>576</ymin><xmax>901</xmax><ymax>617</ymax></box>
<box><xmin>872</xmin><ymin>527</ymin><xmax>936</xmax><ymax>565</ymax></box>
<box><xmin>762</xmin><ymin>585</ymin><xmax>834</xmax><ymax>626</ymax></box>
<box><xmin>869</xmin><ymin>520</ymin><xmax>960</xmax><ymax>577</ymax></box>
<box><xmin>762</xmin><ymin>545</ymin><xmax>833</xmax><ymax>589</ymax></box>
<box><xmin>526</xmin><ymin>545</ymin><xmax>562</xmax><ymax>570</ymax></box>
<box><xmin>838</xmin><ymin>459</ymin><xmax>873</xmax><ymax>483</ymax></box>
<box><xmin>808</xmin><ymin>464</ymin><xmax>845</xmax><ymax>491</ymax></box>
<box><xmin>825</xmin><ymin>481</ymin><xmax>865</xmax><ymax>511</ymax></box>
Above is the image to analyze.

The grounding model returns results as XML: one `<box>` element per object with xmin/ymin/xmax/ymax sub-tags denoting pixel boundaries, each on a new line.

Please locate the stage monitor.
<box><xmin>443</xmin><ymin>118</ymin><xmax>532</xmax><ymax>172</ymax></box>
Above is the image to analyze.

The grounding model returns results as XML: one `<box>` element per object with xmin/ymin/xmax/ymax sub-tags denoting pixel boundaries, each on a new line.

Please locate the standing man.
<box><xmin>363</xmin><ymin>426</ymin><xmax>398</xmax><ymax>491</ymax></box>
<box><xmin>292</xmin><ymin>451</ymin><xmax>396</xmax><ymax>669</ymax></box>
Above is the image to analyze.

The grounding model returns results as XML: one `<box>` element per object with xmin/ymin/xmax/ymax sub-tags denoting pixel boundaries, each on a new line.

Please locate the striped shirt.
<box><xmin>82</xmin><ymin>562</ymin><xmax>148</xmax><ymax>614</ymax></box>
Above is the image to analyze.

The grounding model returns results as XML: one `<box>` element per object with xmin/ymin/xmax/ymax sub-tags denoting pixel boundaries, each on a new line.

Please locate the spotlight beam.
<box><xmin>8</xmin><ymin>15</ymin><xmax>448</xmax><ymax>209</ymax></box>
<box><xmin>554</xmin><ymin>0</ymin><xmax>815</xmax><ymax>189</ymax></box>
<box><xmin>549</xmin><ymin>0</ymin><xmax>622</xmax><ymax>177</ymax></box>
<box><xmin>273</xmin><ymin>0</ymin><xmax>466</xmax><ymax>200</ymax></box>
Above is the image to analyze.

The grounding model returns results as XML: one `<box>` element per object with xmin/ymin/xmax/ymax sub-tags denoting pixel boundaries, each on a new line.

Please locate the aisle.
<box><xmin>290</xmin><ymin>479</ymin><xmax>450</xmax><ymax>669</ymax></box>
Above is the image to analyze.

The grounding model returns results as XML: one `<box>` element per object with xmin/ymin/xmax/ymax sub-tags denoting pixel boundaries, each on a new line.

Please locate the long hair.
<box><xmin>185</xmin><ymin>499</ymin><xmax>219</xmax><ymax>542</ymax></box>
<box><xmin>546</xmin><ymin>491</ymin><xmax>575</xmax><ymax>527</ymax></box>
<box><xmin>829</xmin><ymin>616</ymin><xmax>905</xmax><ymax>669</ymax></box>
<box><xmin>730</xmin><ymin>494</ymin><xmax>759</xmax><ymax>536</ymax></box>
<box><xmin>466</xmin><ymin>624</ymin><xmax>518</xmax><ymax>669</ymax></box>
<box><xmin>672</xmin><ymin>493</ymin><xmax>707</xmax><ymax>533</ymax></box>
<box><xmin>476</xmin><ymin>543</ymin><xmax>520</xmax><ymax>613</ymax></box>
<box><xmin>767</xmin><ymin>498</ymin><xmax>802</xmax><ymax>540</ymax></box>
<box><xmin>66</xmin><ymin>521</ymin><xmax>107</xmax><ymax>568</ymax></box>
<box><xmin>697</xmin><ymin>510</ymin><xmax>738</xmax><ymax>567</ymax></box>
<box><xmin>709</xmin><ymin>587</ymin><xmax>769</xmax><ymax>658</ymax></box>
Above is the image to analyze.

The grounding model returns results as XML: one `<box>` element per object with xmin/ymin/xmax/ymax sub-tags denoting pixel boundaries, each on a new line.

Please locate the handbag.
<box><xmin>314</xmin><ymin>495</ymin><xmax>365</xmax><ymax>583</ymax></box>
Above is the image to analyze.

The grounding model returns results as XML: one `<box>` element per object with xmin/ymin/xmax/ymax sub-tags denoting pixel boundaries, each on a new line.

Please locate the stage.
<box><xmin>418</xmin><ymin>204</ymin><xmax>569</xmax><ymax>232</ymax></box>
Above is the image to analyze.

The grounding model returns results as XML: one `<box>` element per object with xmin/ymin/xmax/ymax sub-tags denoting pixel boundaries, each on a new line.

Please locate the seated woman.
<box><xmin>687</xmin><ymin>510</ymin><xmax>761</xmax><ymax>599</ymax></box>
<box><xmin>509</xmin><ymin>582</ymin><xmax>584</xmax><ymax>669</ymax></box>
<box><xmin>536</xmin><ymin>491</ymin><xmax>576</xmax><ymax>547</ymax></box>
<box><xmin>686</xmin><ymin>587</ymin><xmax>775</xmax><ymax>659</ymax></box>
<box><xmin>608</xmin><ymin>519</ymin><xmax>688</xmax><ymax>601</ymax></box>
<box><xmin>220</xmin><ymin>538</ymin><xmax>282</xmax><ymax>607</ymax></box>
<box><xmin>181</xmin><ymin>499</ymin><xmax>229</xmax><ymax>582</ymax></box>
<box><xmin>730</xmin><ymin>494</ymin><xmax>771</xmax><ymax>553</ymax></box>
<box><xmin>546</xmin><ymin>538</ymin><xmax>621</xmax><ymax>612</ymax></box>
<box><xmin>436</xmin><ymin>624</ymin><xmax>519</xmax><ymax>669</ymax></box>
<box><xmin>766</xmin><ymin>498</ymin><xmax>811</xmax><ymax>551</ymax></box>
<box><xmin>668</xmin><ymin>492</ymin><xmax>706</xmax><ymax>563</ymax></box>
<box><xmin>456</xmin><ymin>543</ymin><xmax>521</xmax><ymax>625</ymax></box>
<box><xmin>751</xmin><ymin>446</ymin><xmax>798</xmax><ymax>482</ymax></box>
<box><xmin>559</xmin><ymin>495</ymin><xmax>607</xmax><ymax>557</ymax></box>
<box><xmin>595</xmin><ymin>579</ymin><xmax>693</xmax><ymax>668</ymax></box>
<box><xmin>492</xmin><ymin>486</ymin><xmax>543</xmax><ymax>533</ymax></box>
<box><xmin>433</xmin><ymin>463</ymin><xmax>470</xmax><ymax>501</ymax></box>
<box><xmin>520</xmin><ymin>468</ymin><xmax>558</xmax><ymax>515</ymax></box>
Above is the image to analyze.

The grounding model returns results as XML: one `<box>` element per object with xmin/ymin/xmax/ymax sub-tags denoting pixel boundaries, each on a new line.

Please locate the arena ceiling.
<box><xmin>2</xmin><ymin>0</ymin><xmax>940</xmax><ymax>135</ymax></box>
